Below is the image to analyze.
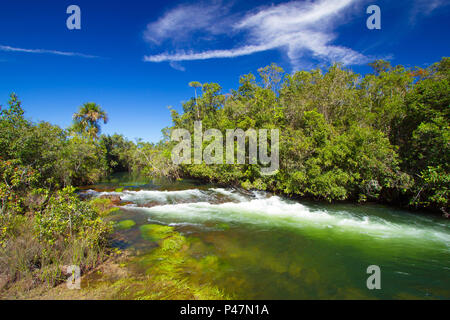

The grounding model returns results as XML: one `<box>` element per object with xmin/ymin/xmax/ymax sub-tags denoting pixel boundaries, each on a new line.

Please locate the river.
<box><xmin>81</xmin><ymin>172</ymin><xmax>450</xmax><ymax>300</ymax></box>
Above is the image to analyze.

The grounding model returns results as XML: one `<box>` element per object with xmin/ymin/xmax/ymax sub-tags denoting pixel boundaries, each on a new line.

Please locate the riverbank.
<box><xmin>67</xmin><ymin>176</ymin><xmax>450</xmax><ymax>299</ymax></box>
<box><xmin>2</xmin><ymin>174</ymin><xmax>449</xmax><ymax>300</ymax></box>
<box><xmin>1</xmin><ymin>228</ymin><xmax>230</xmax><ymax>300</ymax></box>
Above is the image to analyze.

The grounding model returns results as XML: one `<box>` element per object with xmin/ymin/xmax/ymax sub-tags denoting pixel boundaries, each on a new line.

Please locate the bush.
<box><xmin>34</xmin><ymin>187</ymin><xmax>111</xmax><ymax>247</ymax></box>
<box><xmin>0</xmin><ymin>187</ymin><xmax>112</xmax><ymax>290</ymax></box>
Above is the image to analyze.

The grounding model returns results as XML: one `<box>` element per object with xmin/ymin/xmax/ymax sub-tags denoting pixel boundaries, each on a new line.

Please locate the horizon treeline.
<box><xmin>1</xmin><ymin>58</ymin><xmax>448</xmax><ymax>216</ymax></box>
<box><xmin>169</xmin><ymin>58</ymin><xmax>449</xmax><ymax>214</ymax></box>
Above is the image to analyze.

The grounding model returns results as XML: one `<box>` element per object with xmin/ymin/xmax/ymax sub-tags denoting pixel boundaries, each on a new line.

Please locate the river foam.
<box><xmin>85</xmin><ymin>188</ymin><xmax>209</xmax><ymax>204</ymax></box>
<box><xmin>124</xmin><ymin>193</ymin><xmax>450</xmax><ymax>247</ymax></box>
<box><xmin>85</xmin><ymin>187</ymin><xmax>449</xmax><ymax>247</ymax></box>
<box><xmin>84</xmin><ymin>187</ymin><xmax>255</xmax><ymax>205</ymax></box>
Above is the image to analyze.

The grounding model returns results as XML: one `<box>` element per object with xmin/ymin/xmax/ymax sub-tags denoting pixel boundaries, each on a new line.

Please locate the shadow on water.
<box><xmin>81</xmin><ymin>171</ymin><xmax>213</xmax><ymax>192</ymax></box>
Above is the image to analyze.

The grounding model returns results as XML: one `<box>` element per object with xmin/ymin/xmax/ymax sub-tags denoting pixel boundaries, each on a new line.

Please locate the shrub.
<box><xmin>34</xmin><ymin>186</ymin><xmax>111</xmax><ymax>247</ymax></box>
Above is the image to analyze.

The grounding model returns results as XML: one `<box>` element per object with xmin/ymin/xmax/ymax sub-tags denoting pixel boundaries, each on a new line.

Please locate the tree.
<box><xmin>368</xmin><ymin>60</ymin><xmax>392</xmax><ymax>75</ymax></box>
<box><xmin>258</xmin><ymin>63</ymin><xmax>284</xmax><ymax>93</ymax></box>
<box><xmin>100</xmin><ymin>134</ymin><xmax>136</xmax><ymax>173</ymax></box>
<box><xmin>189</xmin><ymin>81</ymin><xmax>202</xmax><ymax>120</ymax></box>
<box><xmin>72</xmin><ymin>103</ymin><xmax>108</xmax><ymax>139</ymax></box>
<box><xmin>0</xmin><ymin>93</ymin><xmax>29</xmax><ymax>160</ymax></box>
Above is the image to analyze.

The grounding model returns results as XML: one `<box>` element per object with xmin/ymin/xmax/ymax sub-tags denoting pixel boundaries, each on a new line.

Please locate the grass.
<box><xmin>0</xmin><ymin>196</ymin><xmax>114</xmax><ymax>298</ymax></box>
<box><xmin>0</xmin><ymin>217</ymin><xmax>110</xmax><ymax>297</ymax></box>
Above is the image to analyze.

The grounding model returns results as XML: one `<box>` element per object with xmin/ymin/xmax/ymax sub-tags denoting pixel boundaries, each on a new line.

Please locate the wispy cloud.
<box><xmin>169</xmin><ymin>61</ymin><xmax>186</xmax><ymax>71</ymax></box>
<box><xmin>0</xmin><ymin>45</ymin><xmax>99</xmax><ymax>59</ymax></box>
<box><xmin>144</xmin><ymin>1</ymin><xmax>233</xmax><ymax>45</ymax></box>
<box><xmin>144</xmin><ymin>0</ymin><xmax>369</xmax><ymax>70</ymax></box>
<box><xmin>410</xmin><ymin>0</ymin><xmax>448</xmax><ymax>24</ymax></box>
<box><xmin>146</xmin><ymin>44</ymin><xmax>275</xmax><ymax>62</ymax></box>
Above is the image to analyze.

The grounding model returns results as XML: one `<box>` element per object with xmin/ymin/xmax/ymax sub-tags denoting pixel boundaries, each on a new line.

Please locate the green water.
<box><xmin>84</xmin><ymin>173</ymin><xmax>450</xmax><ymax>299</ymax></box>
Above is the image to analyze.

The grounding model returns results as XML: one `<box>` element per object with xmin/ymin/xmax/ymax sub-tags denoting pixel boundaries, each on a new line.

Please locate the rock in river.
<box><xmin>100</xmin><ymin>194</ymin><xmax>122</xmax><ymax>205</ymax></box>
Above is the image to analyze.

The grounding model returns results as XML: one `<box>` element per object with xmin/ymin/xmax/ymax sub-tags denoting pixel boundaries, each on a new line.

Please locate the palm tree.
<box><xmin>189</xmin><ymin>81</ymin><xmax>202</xmax><ymax>120</ymax></box>
<box><xmin>72</xmin><ymin>102</ymin><xmax>108</xmax><ymax>139</ymax></box>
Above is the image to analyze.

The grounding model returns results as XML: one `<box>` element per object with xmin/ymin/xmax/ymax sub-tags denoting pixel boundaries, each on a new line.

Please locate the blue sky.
<box><xmin>0</xmin><ymin>0</ymin><xmax>449</xmax><ymax>142</ymax></box>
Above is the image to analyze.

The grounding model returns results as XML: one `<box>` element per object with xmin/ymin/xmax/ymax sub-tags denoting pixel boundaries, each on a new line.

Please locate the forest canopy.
<box><xmin>168</xmin><ymin>58</ymin><xmax>449</xmax><ymax>213</ymax></box>
<box><xmin>0</xmin><ymin>58</ymin><xmax>448</xmax><ymax>218</ymax></box>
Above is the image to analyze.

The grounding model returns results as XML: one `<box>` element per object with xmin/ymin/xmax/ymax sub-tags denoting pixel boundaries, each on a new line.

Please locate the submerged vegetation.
<box><xmin>0</xmin><ymin>57</ymin><xmax>448</xmax><ymax>298</ymax></box>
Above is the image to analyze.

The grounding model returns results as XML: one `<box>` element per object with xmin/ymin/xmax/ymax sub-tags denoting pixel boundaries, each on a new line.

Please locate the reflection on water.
<box><xmin>82</xmin><ymin>172</ymin><xmax>450</xmax><ymax>300</ymax></box>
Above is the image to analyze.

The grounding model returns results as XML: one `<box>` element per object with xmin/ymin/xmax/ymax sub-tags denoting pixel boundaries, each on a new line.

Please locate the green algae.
<box><xmin>199</xmin><ymin>255</ymin><xmax>220</xmax><ymax>271</ymax></box>
<box><xmin>139</xmin><ymin>224</ymin><xmax>174</xmax><ymax>241</ymax></box>
<box><xmin>115</xmin><ymin>219</ymin><xmax>136</xmax><ymax>230</ymax></box>
<box><xmin>107</xmin><ymin>274</ymin><xmax>229</xmax><ymax>300</ymax></box>
<box><xmin>127</xmin><ymin>228</ymin><xmax>232</xmax><ymax>300</ymax></box>
<box><xmin>160</xmin><ymin>233</ymin><xmax>187</xmax><ymax>251</ymax></box>
<box><xmin>216</xmin><ymin>222</ymin><xmax>230</xmax><ymax>230</ymax></box>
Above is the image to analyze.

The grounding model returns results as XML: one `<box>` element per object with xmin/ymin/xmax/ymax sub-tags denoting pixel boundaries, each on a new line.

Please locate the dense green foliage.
<box><xmin>0</xmin><ymin>97</ymin><xmax>112</xmax><ymax>291</ymax></box>
<box><xmin>99</xmin><ymin>133</ymin><xmax>180</xmax><ymax>179</ymax></box>
<box><xmin>0</xmin><ymin>95</ymin><xmax>109</xmax><ymax>189</ymax></box>
<box><xmin>167</xmin><ymin>59</ymin><xmax>449</xmax><ymax>213</ymax></box>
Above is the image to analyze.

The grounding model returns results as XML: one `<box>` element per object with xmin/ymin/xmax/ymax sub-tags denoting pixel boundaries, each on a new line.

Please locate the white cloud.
<box><xmin>0</xmin><ymin>45</ymin><xmax>99</xmax><ymax>59</ymax></box>
<box><xmin>144</xmin><ymin>1</ymin><xmax>233</xmax><ymax>45</ymax></box>
<box><xmin>145</xmin><ymin>43</ymin><xmax>276</xmax><ymax>62</ymax></box>
<box><xmin>144</xmin><ymin>0</ymin><xmax>369</xmax><ymax>70</ymax></box>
